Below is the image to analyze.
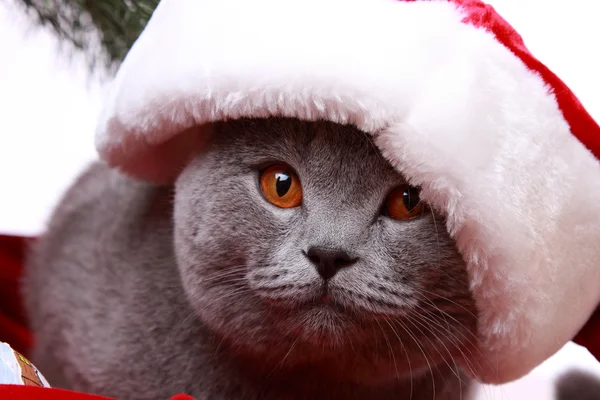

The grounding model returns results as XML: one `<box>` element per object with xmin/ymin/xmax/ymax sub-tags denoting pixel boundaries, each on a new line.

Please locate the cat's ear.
<box><xmin>93</xmin><ymin>0</ymin><xmax>600</xmax><ymax>386</ymax></box>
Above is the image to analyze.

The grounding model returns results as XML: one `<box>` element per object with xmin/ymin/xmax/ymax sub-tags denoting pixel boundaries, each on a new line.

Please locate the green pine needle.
<box><xmin>13</xmin><ymin>0</ymin><xmax>159</xmax><ymax>72</ymax></box>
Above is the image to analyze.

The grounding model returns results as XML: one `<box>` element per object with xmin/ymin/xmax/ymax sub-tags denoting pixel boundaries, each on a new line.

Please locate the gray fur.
<box><xmin>24</xmin><ymin>118</ymin><xmax>479</xmax><ymax>399</ymax></box>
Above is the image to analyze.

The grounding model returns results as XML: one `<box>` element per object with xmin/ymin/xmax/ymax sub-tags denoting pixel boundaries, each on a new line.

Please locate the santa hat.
<box><xmin>95</xmin><ymin>0</ymin><xmax>600</xmax><ymax>385</ymax></box>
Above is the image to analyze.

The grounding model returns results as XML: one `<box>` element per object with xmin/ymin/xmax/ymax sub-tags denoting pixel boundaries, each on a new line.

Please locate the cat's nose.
<box><xmin>305</xmin><ymin>247</ymin><xmax>357</xmax><ymax>280</ymax></box>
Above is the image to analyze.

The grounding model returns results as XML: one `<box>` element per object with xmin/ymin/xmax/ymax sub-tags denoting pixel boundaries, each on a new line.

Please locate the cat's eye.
<box><xmin>384</xmin><ymin>185</ymin><xmax>426</xmax><ymax>220</ymax></box>
<box><xmin>259</xmin><ymin>164</ymin><xmax>303</xmax><ymax>208</ymax></box>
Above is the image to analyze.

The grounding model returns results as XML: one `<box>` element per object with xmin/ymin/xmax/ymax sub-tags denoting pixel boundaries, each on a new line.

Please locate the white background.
<box><xmin>1</xmin><ymin>0</ymin><xmax>599</xmax><ymax>398</ymax></box>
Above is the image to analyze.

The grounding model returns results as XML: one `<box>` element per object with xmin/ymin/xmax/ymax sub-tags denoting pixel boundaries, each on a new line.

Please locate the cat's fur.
<box><xmin>24</xmin><ymin>118</ymin><xmax>479</xmax><ymax>399</ymax></box>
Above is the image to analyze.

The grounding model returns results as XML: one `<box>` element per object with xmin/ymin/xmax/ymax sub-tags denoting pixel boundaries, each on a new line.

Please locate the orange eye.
<box><xmin>259</xmin><ymin>165</ymin><xmax>303</xmax><ymax>208</ymax></box>
<box><xmin>384</xmin><ymin>185</ymin><xmax>427</xmax><ymax>221</ymax></box>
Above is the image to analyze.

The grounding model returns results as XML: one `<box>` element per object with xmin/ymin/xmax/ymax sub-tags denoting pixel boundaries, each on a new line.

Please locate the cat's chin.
<box><xmin>267</xmin><ymin>298</ymin><xmax>369</xmax><ymax>350</ymax></box>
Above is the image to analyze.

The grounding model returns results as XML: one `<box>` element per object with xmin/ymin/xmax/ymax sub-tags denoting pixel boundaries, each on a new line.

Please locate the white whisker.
<box><xmin>389</xmin><ymin>317</ymin><xmax>437</xmax><ymax>400</ymax></box>
<box><xmin>383</xmin><ymin>318</ymin><xmax>414</xmax><ymax>400</ymax></box>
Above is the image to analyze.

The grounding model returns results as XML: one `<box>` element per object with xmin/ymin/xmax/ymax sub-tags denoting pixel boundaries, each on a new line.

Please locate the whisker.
<box><xmin>422</xmin><ymin>312</ymin><xmax>483</xmax><ymax>381</ymax></box>
<box><xmin>267</xmin><ymin>335</ymin><xmax>300</xmax><ymax>379</ymax></box>
<box><xmin>170</xmin><ymin>306</ymin><xmax>200</xmax><ymax>337</ymax></box>
<box><xmin>413</xmin><ymin>297</ymin><xmax>486</xmax><ymax>366</ymax></box>
<box><xmin>406</xmin><ymin>313</ymin><xmax>465</xmax><ymax>399</ymax></box>
<box><xmin>196</xmin><ymin>286</ymin><xmax>255</xmax><ymax>312</ymax></box>
<box><xmin>201</xmin><ymin>266</ymin><xmax>248</xmax><ymax>284</ymax></box>
<box><xmin>403</xmin><ymin>315</ymin><xmax>448</xmax><ymax>388</ymax></box>
<box><xmin>412</xmin><ymin>293</ymin><xmax>493</xmax><ymax>374</ymax></box>
<box><xmin>417</xmin><ymin>288</ymin><xmax>479</xmax><ymax>321</ymax></box>
<box><xmin>387</xmin><ymin>317</ymin><xmax>437</xmax><ymax>398</ymax></box>
<box><xmin>247</xmin><ymin>302</ymin><xmax>276</xmax><ymax>346</ymax></box>
<box><xmin>205</xmin><ymin>277</ymin><xmax>250</xmax><ymax>287</ymax></box>
<box><xmin>428</xmin><ymin>206</ymin><xmax>468</xmax><ymax>394</ymax></box>
<box><xmin>416</xmin><ymin>295</ymin><xmax>481</xmax><ymax>350</ymax></box>
<box><xmin>375</xmin><ymin>319</ymin><xmax>399</xmax><ymax>386</ymax></box>
<box><xmin>383</xmin><ymin>318</ymin><xmax>413</xmax><ymax>399</ymax></box>
<box><xmin>414</xmin><ymin>304</ymin><xmax>487</xmax><ymax>383</ymax></box>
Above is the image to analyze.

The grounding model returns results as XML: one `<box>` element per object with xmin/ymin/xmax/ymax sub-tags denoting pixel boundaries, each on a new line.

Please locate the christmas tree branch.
<box><xmin>12</xmin><ymin>0</ymin><xmax>158</xmax><ymax>71</ymax></box>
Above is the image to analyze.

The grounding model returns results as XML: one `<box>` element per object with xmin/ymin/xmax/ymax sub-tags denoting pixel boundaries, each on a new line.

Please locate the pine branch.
<box><xmin>11</xmin><ymin>0</ymin><xmax>158</xmax><ymax>72</ymax></box>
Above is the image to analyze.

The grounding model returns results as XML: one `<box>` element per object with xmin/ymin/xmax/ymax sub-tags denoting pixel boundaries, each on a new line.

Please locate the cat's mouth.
<box><xmin>264</xmin><ymin>284</ymin><xmax>351</xmax><ymax>315</ymax></box>
<box><xmin>298</xmin><ymin>285</ymin><xmax>374</xmax><ymax>320</ymax></box>
<box><xmin>305</xmin><ymin>291</ymin><xmax>345</xmax><ymax>311</ymax></box>
<box><xmin>314</xmin><ymin>284</ymin><xmax>334</xmax><ymax>304</ymax></box>
<box><xmin>259</xmin><ymin>283</ymin><xmax>407</xmax><ymax>323</ymax></box>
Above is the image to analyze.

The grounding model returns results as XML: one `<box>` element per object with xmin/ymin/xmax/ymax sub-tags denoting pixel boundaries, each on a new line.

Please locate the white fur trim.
<box><xmin>95</xmin><ymin>0</ymin><xmax>600</xmax><ymax>384</ymax></box>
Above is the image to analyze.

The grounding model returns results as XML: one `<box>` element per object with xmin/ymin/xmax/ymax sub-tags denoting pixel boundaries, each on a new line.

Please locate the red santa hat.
<box><xmin>94</xmin><ymin>0</ymin><xmax>600</xmax><ymax>385</ymax></box>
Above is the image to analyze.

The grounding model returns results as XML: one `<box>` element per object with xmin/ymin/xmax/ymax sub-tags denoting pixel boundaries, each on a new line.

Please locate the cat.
<box><xmin>23</xmin><ymin>118</ymin><xmax>480</xmax><ymax>400</ymax></box>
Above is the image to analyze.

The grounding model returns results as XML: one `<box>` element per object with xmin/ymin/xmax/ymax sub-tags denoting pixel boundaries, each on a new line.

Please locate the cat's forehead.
<box><xmin>214</xmin><ymin>118</ymin><xmax>399</xmax><ymax>177</ymax></box>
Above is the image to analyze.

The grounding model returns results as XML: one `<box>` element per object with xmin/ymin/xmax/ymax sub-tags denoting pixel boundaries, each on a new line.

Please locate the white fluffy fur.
<box><xmin>95</xmin><ymin>0</ymin><xmax>600</xmax><ymax>384</ymax></box>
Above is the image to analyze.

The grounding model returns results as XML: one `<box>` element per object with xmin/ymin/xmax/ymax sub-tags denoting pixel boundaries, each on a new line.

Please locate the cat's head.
<box><xmin>173</xmin><ymin>118</ymin><xmax>478</xmax><ymax>382</ymax></box>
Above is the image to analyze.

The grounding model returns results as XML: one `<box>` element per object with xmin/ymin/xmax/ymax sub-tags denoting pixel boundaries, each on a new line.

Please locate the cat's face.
<box><xmin>174</xmin><ymin>118</ymin><xmax>478</xmax><ymax>382</ymax></box>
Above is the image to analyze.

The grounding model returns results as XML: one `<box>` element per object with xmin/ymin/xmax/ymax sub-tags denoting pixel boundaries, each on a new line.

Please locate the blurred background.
<box><xmin>0</xmin><ymin>0</ymin><xmax>599</xmax><ymax>398</ymax></box>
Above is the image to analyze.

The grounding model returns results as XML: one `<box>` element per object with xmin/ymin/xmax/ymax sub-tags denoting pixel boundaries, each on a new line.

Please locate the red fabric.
<box><xmin>451</xmin><ymin>0</ymin><xmax>600</xmax><ymax>159</ymax></box>
<box><xmin>574</xmin><ymin>308</ymin><xmax>600</xmax><ymax>360</ymax></box>
<box><xmin>0</xmin><ymin>385</ymin><xmax>114</xmax><ymax>400</ymax></box>
<box><xmin>0</xmin><ymin>234</ymin><xmax>33</xmax><ymax>357</ymax></box>
<box><xmin>0</xmin><ymin>385</ymin><xmax>195</xmax><ymax>400</ymax></box>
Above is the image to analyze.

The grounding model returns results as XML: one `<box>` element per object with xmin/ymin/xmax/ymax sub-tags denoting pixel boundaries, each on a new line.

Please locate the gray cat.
<box><xmin>23</xmin><ymin>118</ymin><xmax>480</xmax><ymax>400</ymax></box>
